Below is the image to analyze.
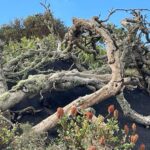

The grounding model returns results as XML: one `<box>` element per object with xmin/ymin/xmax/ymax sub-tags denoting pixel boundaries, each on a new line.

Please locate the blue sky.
<box><xmin>0</xmin><ymin>0</ymin><xmax>150</xmax><ymax>26</ymax></box>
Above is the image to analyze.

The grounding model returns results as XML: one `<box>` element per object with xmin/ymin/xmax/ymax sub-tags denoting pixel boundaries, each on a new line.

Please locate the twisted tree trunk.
<box><xmin>33</xmin><ymin>17</ymin><xmax>124</xmax><ymax>132</ymax></box>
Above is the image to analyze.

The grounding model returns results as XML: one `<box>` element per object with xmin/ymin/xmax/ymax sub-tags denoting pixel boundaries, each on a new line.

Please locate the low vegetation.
<box><xmin>0</xmin><ymin>106</ymin><xmax>145</xmax><ymax>150</ymax></box>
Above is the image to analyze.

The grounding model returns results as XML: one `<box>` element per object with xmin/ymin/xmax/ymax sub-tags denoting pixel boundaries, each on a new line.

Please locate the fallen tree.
<box><xmin>0</xmin><ymin>9</ymin><xmax>150</xmax><ymax>133</ymax></box>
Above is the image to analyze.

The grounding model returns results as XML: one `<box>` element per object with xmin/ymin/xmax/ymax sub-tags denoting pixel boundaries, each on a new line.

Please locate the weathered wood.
<box><xmin>117</xmin><ymin>89</ymin><xmax>150</xmax><ymax>126</ymax></box>
<box><xmin>0</xmin><ymin>71</ymin><xmax>109</xmax><ymax>111</ymax></box>
<box><xmin>33</xmin><ymin>10</ymin><xmax>150</xmax><ymax>132</ymax></box>
<box><xmin>33</xmin><ymin>17</ymin><xmax>124</xmax><ymax>132</ymax></box>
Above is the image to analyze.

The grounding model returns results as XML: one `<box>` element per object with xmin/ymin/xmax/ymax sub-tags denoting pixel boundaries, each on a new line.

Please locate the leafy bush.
<box><xmin>78</xmin><ymin>46</ymin><xmax>106</xmax><ymax>69</ymax></box>
<box><xmin>7</xmin><ymin>124</ymin><xmax>48</xmax><ymax>150</ymax></box>
<box><xmin>0</xmin><ymin>106</ymin><xmax>142</xmax><ymax>150</ymax></box>
<box><xmin>53</xmin><ymin>106</ymin><xmax>137</xmax><ymax>150</ymax></box>
<box><xmin>3</xmin><ymin>35</ymin><xmax>57</xmax><ymax>64</ymax></box>
<box><xmin>0</xmin><ymin>12</ymin><xmax>67</xmax><ymax>43</ymax></box>
<box><xmin>0</xmin><ymin>115</ymin><xmax>48</xmax><ymax>150</ymax></box>
<box><xmin>0</xmin><ymin>113</ymin><xmax>16</xmax><ymax>149</ymax></box>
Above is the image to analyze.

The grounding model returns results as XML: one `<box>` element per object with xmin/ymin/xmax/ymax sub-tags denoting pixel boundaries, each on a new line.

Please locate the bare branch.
<box><xmin>117</xmin><ymin>88</ymin><xmax>150</xmax><ymax>126</ymax></box>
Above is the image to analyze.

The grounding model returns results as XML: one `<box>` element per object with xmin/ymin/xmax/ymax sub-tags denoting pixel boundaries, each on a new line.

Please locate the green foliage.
<box><xmin>0</xmin><ymin>20</ymin><xmax>23</xmax><ymax>42</ymax></box>
<box><xmin>0</xmin><ymin>108</ymin><xmax>138</xmax><ymax>150</ymax></box>
<box><xmin>3</xmin><ymin>37</ymin><xmax>37</xmax><ymax>63</ymax></box>
<box><xmin>55</xmin><ymin>109</ymin><xmax>135</xmax><ymax>150</ymax></box>
<box><xmin>7</xmin><ymin>124</ymin><xmax>47</xmax><ymax>150</ymax></box>
<box><xmin>78</xmin><ymin>46</ymin><xmax>106</xmax><ymax>69</ymax></box>
<box><xmin>0</xmin><ymin>114</ymin><xmax>16</xmax><ymax>149</ymax></box>
<box><xmin>125</xmin><ymin>68</ymin><xmax>140</xmax><ymax>77</ymax></box>
<box><xmin>3</xmin><ymin>35</ymin><xmax>57</xmax><ymax>64</ymax></box>
<box><xmin>0</xmin><ymin>12</ymin><xmax>67</xmax><ymax>43</ymax></box>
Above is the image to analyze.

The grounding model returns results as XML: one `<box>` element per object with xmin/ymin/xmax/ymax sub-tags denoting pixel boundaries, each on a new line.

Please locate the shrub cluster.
<box><xmin>0</xmin><ymin>12</ymin><xmax>67</xmax><ymax>43</ymax></box>
<box><xmin>54</xmin><ymin>105</ymin><xmax>139</xmax><ymax>150</ymax></box>
<box><xmin>0</xmin><ymin>106</ymin><xmax>146</xmax><ymax>150</ymax></box>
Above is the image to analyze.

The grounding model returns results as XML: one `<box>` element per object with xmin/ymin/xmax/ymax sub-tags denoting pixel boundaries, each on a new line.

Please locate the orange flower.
<box><xmin>99</xmin><ymin>136</ymin><xmax>105</xmax><ymax>145</ymax></box>
<box><xmin>113</xmin><ymin>109</ymin><xmax>119</xmax><ymax>119</ymax></box>
<box><xmin>87</xmin><ymin>145</ymin><xmax>96</xmax><ymax>150</ymax></box>
<box><xmin>56</xmin><ymin>107</ymin><xmax>64</xmax><ymax>119</ymax></box>
<box><xmin>132</xmin><ymin>123</ymin><xmax>136</xmax><ymax>132</ymax></box>
<box><xmin>139</xmin><ymin>144</ymin><xmax>145</xmax><ymax>150</ymax></box>
<box><xmin>108</xmin><ymin>105</ymin><xmax>115</xmax><ymax>114</ymax></box>
<box><xmin>134</xmin><ymin>134</ymin><xmax>139</xmax><ymax>143</ymax></box>
<box><xmin>85</xmin><ymin>111</ymin><xmax>93</xmax><ymax>120</ymax></box>
<box><xmin>124</xmin><ymin>125</ymin><xmax>129</xmax><ymax>135</ymax></box>
<box><xmin>130</xmin><ymin>134</ymin><xmax>139</xmax><ymax>144</ymax></box>
<box><xmin>70</xmin><ymin>105</ymin><xmax>77</xmax><ymax>116</ymax></box>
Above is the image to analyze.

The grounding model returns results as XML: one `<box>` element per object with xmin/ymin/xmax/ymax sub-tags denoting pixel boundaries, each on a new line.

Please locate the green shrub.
<box><xmin>7</xmin><ymin>124</ymin><xmax>48</xmax><ymax>150</ymax></box>
<box><xmin>0</xmin><ymin>113</ymin><xmax>16</xmax><ymax>149</ymax></box>
<box><xmin>54</xmin><ymin>106</ymin><xmax>136</xmax><ymax>150</ymax></box>
<box><xmin>78</xmin><ymin>46</ymin><xmax>106</xmax><ymax>70</ymax></box>
<box><xmin>0</xmin><ymin>12</ymin><xmax>67</xmax><ymax>43</ymax></box>
<box><xmin>3</xmin><ymin>35</ymin><xmax>57</xmax><ymax>64</ymax></box>
<box><xmin>1</xmin><ymin>107</ymin><xmax>139</xmax><ymax>150</ymax></box>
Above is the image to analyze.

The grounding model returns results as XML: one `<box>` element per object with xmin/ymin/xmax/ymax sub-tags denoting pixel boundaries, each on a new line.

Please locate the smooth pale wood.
<box><xmin>33</xmin><ymin>18</ymin><xmax>123</xmax><ymax>132</ymax></box>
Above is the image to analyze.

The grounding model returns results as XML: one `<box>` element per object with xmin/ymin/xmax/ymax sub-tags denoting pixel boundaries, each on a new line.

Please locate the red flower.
<box><xmin>70</xmin><ymin>105</ymin><xmax>77</xmax><ymax>116</ymax></box>
<box><xmin>108</xmin><ymin>105</ymin><xmax>115</xmax><ymax>114</ymax></box>
<box><xmin>130</xmin><ymin>134</ymin><xmax>139</xmax><ymax>144</ymax></box>
<box><xmin>139</xmin><ymin>144</ymin><xmax>145</xmax><ymax>150</ymax></box>
<box><xmin>87</xmin><ymin>145</ymin><xmax>96</xmax><ymax>150</ymax></box>
<box><xmin>56</xmin><ymin>107</ymin><xmax>64</xmax><ymax>119</ymax></box>
<box><xmin>99</xmin><ymin>136</ymin><xmax>105</xmax><ymax>145</ymax></box>
<box><xmin>85</xmin><ymin>111</ymin><xmax>93</xmax><ymax>120</ymax></box>
<box><xmin>124</xmin><ymin>125</ymin><xmax>129</xmax><ymax>135</ymax></box>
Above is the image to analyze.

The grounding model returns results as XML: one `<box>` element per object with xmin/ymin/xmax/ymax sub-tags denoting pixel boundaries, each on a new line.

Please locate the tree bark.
<box><xmin>0</xmin><ymin>71</ymin><xmax>110</xmax><ymax>111</ymax></box>
<box><xmin>32</xmin><ymin>18</ymin><xmax>124</xmax><ymax>132</ymax></box>
<box><xmin>117</xmin><ymin>88</ymin><xmax>150</xmax><ymax>126</ymax></box>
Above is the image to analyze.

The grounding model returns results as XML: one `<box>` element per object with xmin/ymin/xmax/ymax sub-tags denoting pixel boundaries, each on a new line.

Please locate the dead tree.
<box><xmin>0</xmin><ymin>9</ymin><xmax>150</xmax><ymax>132</ymax></box>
